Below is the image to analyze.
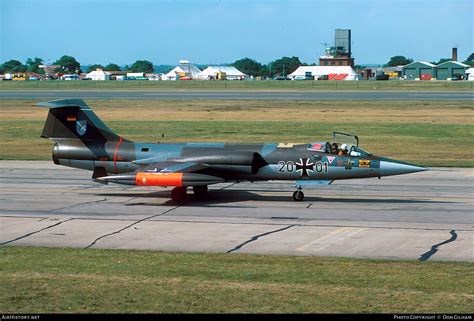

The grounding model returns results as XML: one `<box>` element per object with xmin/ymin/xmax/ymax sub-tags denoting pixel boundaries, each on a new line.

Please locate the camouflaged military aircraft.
<box><xmin>38</xmin><ymin>99</ymin><xmax>427</xmax><ymax>202</ymax></box>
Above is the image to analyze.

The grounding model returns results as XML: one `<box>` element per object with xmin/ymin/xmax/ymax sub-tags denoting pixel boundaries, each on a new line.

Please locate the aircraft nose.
<box><xmin>379</xmin><ymin>158</ymin><xmax>428</xmax><ymax>177</ymax></box>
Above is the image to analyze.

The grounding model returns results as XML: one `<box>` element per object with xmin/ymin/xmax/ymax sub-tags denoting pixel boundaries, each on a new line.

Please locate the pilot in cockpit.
<box><xmin>330</xmin><ymin>143</ymin><xmax>338</xmax><ymax>154</ymax></box>
<box><xmin>338</xmin><ymin>144</ymin><xmax>349</xmax><ymax>156</ymax></box>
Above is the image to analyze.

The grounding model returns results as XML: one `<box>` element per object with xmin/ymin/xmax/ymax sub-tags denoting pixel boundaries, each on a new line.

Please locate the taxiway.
<box><xmin>0</xmin><ymin>161</ymin><xmax>472</xmax><ymax>261</ymax></box>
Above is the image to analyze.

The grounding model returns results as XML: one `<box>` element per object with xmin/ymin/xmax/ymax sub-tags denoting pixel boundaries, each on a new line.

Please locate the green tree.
<box><xmin>232</xmin><ymin>58</ymin><xmax>263</xmax><ymax>77</ymax></box>
<box><xmin>464</xmin><ymin>53</ymin><xmax>474</xmax><ymax>66</ymax></box>
<box><xmin>1</xmin><ymin>60</ymin><xmax>27</xmax><ymax>73</ymax></box>
<box><xmin>384</xmin><ymin>56</ymin><xmax>413</xmax><ymax>67</ymax></box>
<box><xmin>86</xmin><ymin>64</ymin><xmax>105</xmax><ymax>72</ymax></box>
<box><xmin>270</xmin><ymin>56</ymin><xmax>302</xmax><ymax>77</ymax></box>
<box><xmin>54</xmin><ymin>55</ymin><xmax>81</xmax><ymax>73</ymax></box>
<box><xmin>130</xmin><ymin>60</ymin><xmax>154</xmax><ymax>73</ymax></box>
<box><xmin>431</xmin><ymin>58</ymin><xmax>450</xmax><ymax>65</ymax></box>
<box><xmin>154</xmin><ymin>65</ymin><xmax>174</xmax><ymax>73</ymax></box>
<box><xmin>26</xmin><ymin>57</ymin><xmax>44</xmax><ymax>73</ymax></box>
<box><xmin>105</xmin><ymin>63</ymin><xmax>121</xmax><ymax>71</ymax></box>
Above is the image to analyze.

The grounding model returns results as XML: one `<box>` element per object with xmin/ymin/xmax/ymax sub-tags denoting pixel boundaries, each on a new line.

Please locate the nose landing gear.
<box><xmin>292</xmin><ymin>188</ymin><xmax>304</xmax><ymax>201</ymax></box>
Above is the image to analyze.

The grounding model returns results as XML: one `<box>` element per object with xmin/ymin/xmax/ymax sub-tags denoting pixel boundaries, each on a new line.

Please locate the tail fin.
<box><xmin>37</xmin><ymin>99</ymin><xmax>125</xmax><ymax>142</ymax></box>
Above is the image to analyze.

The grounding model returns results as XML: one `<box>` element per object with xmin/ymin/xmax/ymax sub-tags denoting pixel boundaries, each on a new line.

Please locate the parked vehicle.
<box><xmin>293</xmin><ymin>75</ymin><xmax>306</xmax><ymax>80</ymax></box>
<box><xmin>12</xmin><ymin>73</ymin><xmax>27</xmax><ymax>81</ymax></box>
<box><xmin>375</xmin><ymin>73</ymin><xmax>389</xmax><ymax>80</ymax></box>
<box><xmin>61</xmin><ymin>74</ymin><xmax>80</xmax><ymax>81</ymax></box>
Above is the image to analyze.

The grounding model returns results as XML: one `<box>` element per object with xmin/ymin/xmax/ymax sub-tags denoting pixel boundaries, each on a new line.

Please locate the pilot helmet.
<box><xmin>341</xmin><ymin>144</ymin><xmax>348</xmax><ymax>150</ymax></box>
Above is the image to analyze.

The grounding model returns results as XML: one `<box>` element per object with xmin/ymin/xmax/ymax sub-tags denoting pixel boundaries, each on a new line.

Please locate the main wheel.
<box><xmin>171</xmin><ymin>187</ymin><xmax>187</xmax><ymax>203</ymax></box>
<box><xmin>293</xmin><ymin>190</ymin><xmax>304</xmax><ymax>201</ymax></box>
<box><xmin>193</xmin><ymin>185</ymin><xmax>208</xmax><ymax>199</ymax></box>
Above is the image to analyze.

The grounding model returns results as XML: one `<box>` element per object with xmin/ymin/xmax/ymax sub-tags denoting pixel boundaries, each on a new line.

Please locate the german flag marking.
<box><xmin>67</xmin><ymin>116</ymin><xmax>77</xmax><ymax>121</ymax></box>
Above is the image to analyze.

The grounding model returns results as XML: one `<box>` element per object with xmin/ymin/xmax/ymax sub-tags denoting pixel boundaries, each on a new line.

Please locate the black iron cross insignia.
<box><xmin>296</xmin><ymin>158</ymin><xmax>314</xmax><ymax>177</ymax></box>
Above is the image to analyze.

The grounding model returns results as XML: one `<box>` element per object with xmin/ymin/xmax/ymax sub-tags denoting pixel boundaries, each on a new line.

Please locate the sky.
<box><xmin>1</xmin><ymin>0</ymin><xmax>473</xmax><ymax>66</ymax></box>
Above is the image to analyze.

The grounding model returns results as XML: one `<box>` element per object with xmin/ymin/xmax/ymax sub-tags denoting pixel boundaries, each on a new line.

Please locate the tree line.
<box><xmin>0</xmin><ymin>55</ymin><xmax>308</xmax><ymax>77</ymax></box>
<box><xmin>2</xmin><ymin>54</ymin><xmax>473</xmax><ymax>76</ymax></box>
<box><xmin>0</xmin><ymin>56</ymin><xmax>155</xmax><ymax>75</ymax></box>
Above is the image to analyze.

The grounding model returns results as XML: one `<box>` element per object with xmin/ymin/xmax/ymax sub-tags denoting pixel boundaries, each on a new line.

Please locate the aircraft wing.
<box><xmin>141</xmin><ymin>161</ymin><xmax>208</xmax><ymax>173</ymax></box>
<box><xmin>96</xmin><ymin>161</ymin><xmax>222</xmax><ymax>186</ymax></box>
<box><xmin>134</xmin><ymin>151</ymin><xmax>267</xmax><ymax>175</ymax></box>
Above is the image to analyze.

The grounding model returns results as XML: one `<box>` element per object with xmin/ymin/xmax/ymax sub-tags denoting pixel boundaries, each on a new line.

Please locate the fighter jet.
<box><xmin>37</xmin><ymin>99</ymin><xmax>427</xmax><ymax>202</ymax></box>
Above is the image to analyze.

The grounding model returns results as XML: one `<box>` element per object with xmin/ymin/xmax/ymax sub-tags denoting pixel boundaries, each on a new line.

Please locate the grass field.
<box><xmin>0</xmin><ymin>79</ymin><xmax>473</xmax><ymax>91</ymax></box>
<box><xmin>0</xmin><ymin>246</ymin><xmax>472</xmax><ymax>313</ymax></box>
<box><xmin>0</xmin><ymin>99</ymin><xmax>473</xmax><ymax>166</ymax></box>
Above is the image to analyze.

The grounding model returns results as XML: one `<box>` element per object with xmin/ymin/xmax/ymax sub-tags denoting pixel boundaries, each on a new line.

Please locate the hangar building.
<box><xmin>435</xmin><ymin>61</ymin><xmax>469</xmax><ymax>80</ymax></box>
<box><xmin>402</xmin><ymin>61</ymin><xmax>435</xmax><ymax>80</ymax></box>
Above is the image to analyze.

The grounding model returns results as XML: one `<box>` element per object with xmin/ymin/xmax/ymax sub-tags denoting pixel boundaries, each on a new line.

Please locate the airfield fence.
<box><xmin>0</xmin><ymin>79</ymin><xmax>472</xmax><ymax>90</ymax></box>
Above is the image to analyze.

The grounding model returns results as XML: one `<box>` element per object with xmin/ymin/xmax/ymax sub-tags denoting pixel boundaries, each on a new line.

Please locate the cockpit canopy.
<box><xmin>307</xmin><ymin>132</ymin><xmax>372</xmax><ymax>157</ymax></box>
<box><xmin>307</xmin><ymin>142</ymin><xmax>330</xmax><ymax>153</ymax></box>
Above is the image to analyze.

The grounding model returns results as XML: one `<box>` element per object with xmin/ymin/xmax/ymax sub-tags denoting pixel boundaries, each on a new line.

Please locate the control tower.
<box><xmin>319</xmin><ymin>29</ymin><xmax>354</xmax><ymax>67</ymax></box>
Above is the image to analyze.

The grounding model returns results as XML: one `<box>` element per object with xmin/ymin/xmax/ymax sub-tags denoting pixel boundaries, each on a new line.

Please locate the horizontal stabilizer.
<box><xmin>36</xmin><ymin>99</ymin><xmax>90</xmax><ymax>109</ymax></box>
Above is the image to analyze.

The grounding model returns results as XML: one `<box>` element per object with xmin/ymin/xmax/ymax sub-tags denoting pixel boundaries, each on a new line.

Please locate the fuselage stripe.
<box><xmin>113</xmin><ymin>136</ymin><xmax>123</xmax><ymax>173</ymax></box>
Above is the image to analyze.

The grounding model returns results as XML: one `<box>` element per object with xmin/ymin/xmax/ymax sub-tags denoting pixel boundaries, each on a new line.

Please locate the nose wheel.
<box><xmin>293</xmin><ymin>190</ymin><xmax>304</xmax><ymax>201</ymax></box>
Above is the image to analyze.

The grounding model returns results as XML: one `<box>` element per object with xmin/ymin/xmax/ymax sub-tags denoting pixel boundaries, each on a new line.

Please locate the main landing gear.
<box><xmin>171</xmin><ymin>187</ymin><xmax>187</xmax><ymax>203</ymax></box>
<box><xmin>293</xmin><ymin>188</ymin><xmax>304</xmax><ymax>201</ymax></box>
<box><xmin>170</xmin><ymin>186</ymin><xmax>209</xmax><ymax>203</ymax></box>
<box><xmin>193</xmin><ymin>185</ymin><xmax>208</xmax><ymax>198</ymax></box>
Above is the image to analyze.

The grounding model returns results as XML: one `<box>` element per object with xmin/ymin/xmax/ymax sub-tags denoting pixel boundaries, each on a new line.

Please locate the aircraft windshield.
<box><xmin>349</xmin><ymin>146</ymin><xmax>371</xmax><ymax>157</ymax></box>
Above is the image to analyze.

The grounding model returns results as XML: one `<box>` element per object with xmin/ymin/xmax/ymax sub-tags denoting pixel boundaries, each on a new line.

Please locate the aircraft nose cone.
<box><xmin>379</xmin><ymin>159</ymin><xmax>428</xmax><ymax>177</ymax></box>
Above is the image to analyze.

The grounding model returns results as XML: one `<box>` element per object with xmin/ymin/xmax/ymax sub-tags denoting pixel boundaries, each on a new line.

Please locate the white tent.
<box><xmin>465</xmin><ymin>68</ymin><xmax>474</xmax><ymax>81</ymax></box>
<box><xmin>289</xmin><ymin>66</ymin><xmax>358</xmax><ymax>81</ymax></box>
<box><xmin>162</xmin><ymin>60</ymin><xmax>202</xmax><ymax>80</ymax></box>
<box><xmin>86</xmin><ymin>69</ymin><xmax>111</xmax><ymax>81</ymax></box>
<box><xmin>196</xmin><ymin>66</ymin><xmax>247</xmax><ymax>80</ymax></box>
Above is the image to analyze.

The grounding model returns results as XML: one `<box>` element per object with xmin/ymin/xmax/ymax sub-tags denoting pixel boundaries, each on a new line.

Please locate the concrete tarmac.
<box><xmin>0</xmin><ymin>90</ymin><xmax>473</xmax><ymax>101</ymax></box>
<box><xmin>0</xmin><ymin>161</ymin><xmax>472</xmax><ymax>261</ymax></box>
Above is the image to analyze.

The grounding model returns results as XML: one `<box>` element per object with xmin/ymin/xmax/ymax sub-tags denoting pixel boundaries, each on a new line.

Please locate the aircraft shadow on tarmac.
<box><xmin>94</xmin><ymin>189</ymin><xmax>455</xmax><ymax>207</ymax></box>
